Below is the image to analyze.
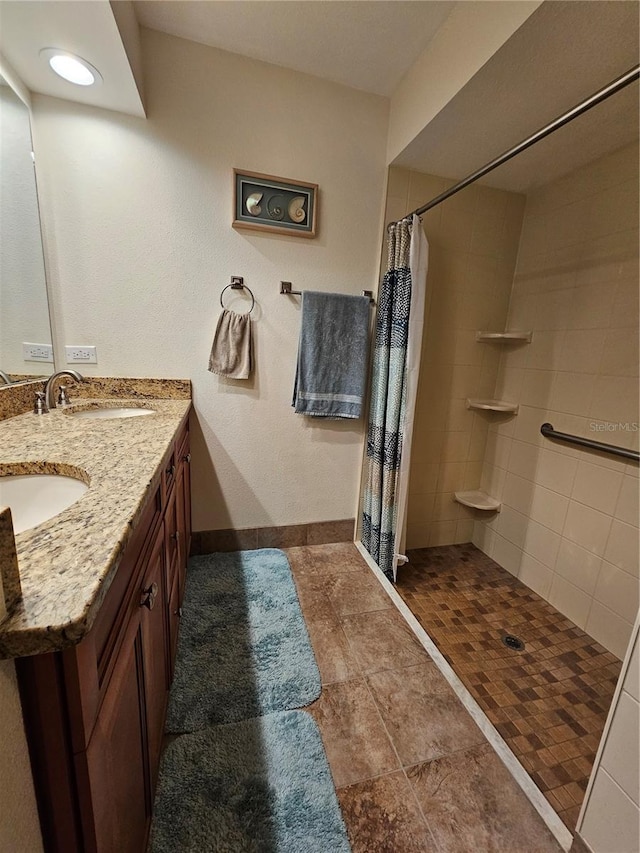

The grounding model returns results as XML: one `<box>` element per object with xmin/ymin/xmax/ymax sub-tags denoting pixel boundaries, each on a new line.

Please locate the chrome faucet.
<box><xmin>0</xmin><ymin>370</ymin><xmax>11</xmax><ymax>386</ymax></box>
<box><xmin>43</xmin><ymin>370</ymin><xmax>85</xmax><ymax>411</ymax></box>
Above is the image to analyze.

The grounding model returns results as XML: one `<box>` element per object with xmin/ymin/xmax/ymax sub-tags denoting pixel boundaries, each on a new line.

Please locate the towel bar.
<box><xmin>280</xmin><ymin>281</ymin><xmax>375</xmax><ymax>305</ymax></box>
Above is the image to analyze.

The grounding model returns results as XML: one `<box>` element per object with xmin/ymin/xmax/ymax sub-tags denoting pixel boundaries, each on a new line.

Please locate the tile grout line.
<box><xmin>305</xmin><ymin>548</ymin><xmax>440</xmax><ymax>850</ymax></box>
<box><xmin>292</xmin><ymin>549</ymin><xmax>393</xmax><ymax>687</ymax></box>
<box><xmin>334</xmin><ymin>766</ymin><xmax>414</xmax><ymax>791</ymax></box>
<box><xmin>292</xmin><ymin>544</ymin><xmax>418</xmax><ymax>827</ymax></box>
<box><xmin>319</xmin><ymin>657</ymin><xmax>447</xmax><ymax>689</ymax></box>
<box><xmin>360</xmin><ymin>674</ymin><xmax>443</xmax><ymax>853</ymax></box>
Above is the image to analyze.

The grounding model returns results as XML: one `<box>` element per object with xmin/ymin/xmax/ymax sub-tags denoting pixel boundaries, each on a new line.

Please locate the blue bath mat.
<box><xmin>150</xmin><ymin>711</ymin><xmax>351</xmax><ymax>853</ymax></box>
<box><xmin>166</xmin><ymin>549</ymin><xmax>321</xmax><ymax>733</ymax></box>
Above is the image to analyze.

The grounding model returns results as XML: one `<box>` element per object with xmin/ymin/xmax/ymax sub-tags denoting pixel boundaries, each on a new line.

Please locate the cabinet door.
<box><xmin>140</xmin><ymin>522</ymin><xmax>169</xmax><ymax>798</ymax></box>
<box><xmin>79</xmin><ymin>611</ymin><xmax>148</xmax><ymax>853</ymax></box>
<box><xmin>182</xmin><ymin>437</ymin><xmax>192</xmax><ymax>564</ymax></box>
<box><xmin>164</xmin><ymin>483</ymin><xmax>180</xmax><ymax>594</ymax></box>
<box><xmin>175</xmin><ymin>464</ymin><xmax>187</xmax><ymax>601</ymax></box>
<box><xmin>79</xmin><ymin>523</ymin><xmax>169</xmax><ymax>853</ymax></box>
<box><xmin>177</xmin><ymin>430</ymin><xmax>191</xmax><ymax>602</ymax></box>
<box><xmin>167</xmin><ymin>570</ymin><xmax>181</xmax><ymax>682</ymax></box>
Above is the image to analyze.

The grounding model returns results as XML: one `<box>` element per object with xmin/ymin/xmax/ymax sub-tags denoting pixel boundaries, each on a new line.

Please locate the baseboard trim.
<box><xmin>191</xmin><ymin>519</ymin><xmax>355</xmax><ymax>554</ymax></box>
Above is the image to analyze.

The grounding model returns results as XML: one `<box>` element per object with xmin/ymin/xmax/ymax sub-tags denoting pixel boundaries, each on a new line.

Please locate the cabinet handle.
<box><xmin>140</xmin><ymin>582</ymin><xmax>158</xmax><ymax>610</ymax></box>
<box><xmin>174</xmin><ymin>607</ymin><xmax>183</xmax><ymax>618</ymax></box>
<box><xmin>183</xmin><ymin>453</ymin><xmax>191</xmax><ymax>463</ymax></box>
<box><xmin>166</xmin><ymin>464</ymin><xmax>176</xmax><ymax>478</ymax></box>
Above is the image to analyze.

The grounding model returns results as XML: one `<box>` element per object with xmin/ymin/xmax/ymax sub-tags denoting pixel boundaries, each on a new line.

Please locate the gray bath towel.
<box><xmin>292</xmin><ymin>291</ymin><xmax>370</xmax><ymax>418</ymax></box>
<box><xmin>209</xmin><ymin>309</ymin><xmax>252</xmax><ymax>379</ymax></box>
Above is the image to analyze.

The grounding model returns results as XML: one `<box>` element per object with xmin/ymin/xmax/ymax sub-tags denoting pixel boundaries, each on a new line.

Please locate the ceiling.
<box><xmin>0</xmin><ymin>0</ymin><xmax>636</xmax><ymax>193</ymax></box>
<box><xmin>133</xmin><ymin>0</ymin><xmax>454</xmax><ymax>97</ymax></box>
<box><xmin>394</xmin><ymin>1</ymin><xmax>640</xmax><ymax>191</ymax></box>
<box><xmin>0</xmin><ymin>0</ymin><xmax>145</xmax><ymax>116</ymax></box>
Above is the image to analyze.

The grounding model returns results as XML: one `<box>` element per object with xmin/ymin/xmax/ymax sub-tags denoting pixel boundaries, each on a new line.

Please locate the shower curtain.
<box><xmin>361</xmin><ymin>214</ymin><xmax>428</xmax><ymax>581</ymax></box>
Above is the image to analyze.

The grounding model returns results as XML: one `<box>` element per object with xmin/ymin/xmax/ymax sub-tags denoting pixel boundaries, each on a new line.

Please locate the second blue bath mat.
<box><xmin>166</xmin><ymin>548</ymin><xmax>321</xmax><ymax>733</ymax></box>
<box><xmin>151</xmin><ymin>711</ymin><xmax>351</xmax><ymax>853</ymax></box>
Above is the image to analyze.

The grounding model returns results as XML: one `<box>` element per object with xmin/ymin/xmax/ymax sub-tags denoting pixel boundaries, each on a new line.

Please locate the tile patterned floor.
<box><xmin>285</xmin><ymin>542</ymin><xmax>564</xmax><ymax>853</ymax></box>
<box><xmin>396</xmin><ymin>543</ymin><xmax>622</xmax><ymax>832</ymax></box>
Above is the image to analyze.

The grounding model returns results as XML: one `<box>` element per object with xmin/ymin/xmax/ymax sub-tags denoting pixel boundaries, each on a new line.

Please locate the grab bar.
<box><xmin>540</xmin><ymin>423</ymin><xmax>639</xmax><ymax>462</ymax></box>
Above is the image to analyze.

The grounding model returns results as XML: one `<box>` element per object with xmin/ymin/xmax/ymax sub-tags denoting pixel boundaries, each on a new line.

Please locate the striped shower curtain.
<box><xmin>362</xmin><ymin>215</ymin><xmax>428</xmax><ymax>580</ymax></box>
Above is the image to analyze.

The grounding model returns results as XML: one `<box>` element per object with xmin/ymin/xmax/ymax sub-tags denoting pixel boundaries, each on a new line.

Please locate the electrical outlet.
<box><xmin>65</xmin><ymin>345</ymin><xmax>97</xmax><ymax>364</ymax></box>
<box><xmin>23</xmin><ymin>342</ymin><xmax>54</xmax><ymax>363</ymax></box>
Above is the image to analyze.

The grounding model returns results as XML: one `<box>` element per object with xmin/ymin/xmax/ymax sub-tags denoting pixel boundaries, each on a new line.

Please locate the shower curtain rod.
<box><xmin>389</xmin><ymin>64</ymin><xmax>640</xmax><ymax>227</ymax></box>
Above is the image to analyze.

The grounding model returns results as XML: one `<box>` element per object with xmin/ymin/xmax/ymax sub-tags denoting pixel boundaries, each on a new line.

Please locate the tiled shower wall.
<box><xmin>383</xmin><ymin>168</ymin><xmax>526</xmax><ymax>549</ymax></box>
<box><xmin>580</xmin><ymin>625</ymin><xmax>639</xmax><ymax>853</ymax></box>
<box><xmin>473</xmin><ymin>142</ymin><xmax>639</xmax><ymax>660</ymax></box>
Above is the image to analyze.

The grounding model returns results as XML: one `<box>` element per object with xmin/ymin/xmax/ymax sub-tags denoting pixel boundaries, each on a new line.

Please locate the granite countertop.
<box><xmin>0</xmin><ymin>396</ymin><xmax>191</xmax><ymax>659</ymax></box>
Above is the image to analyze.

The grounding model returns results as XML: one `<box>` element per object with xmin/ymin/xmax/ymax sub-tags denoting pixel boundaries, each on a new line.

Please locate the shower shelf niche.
<box><xmin>476</xmin><ymin>331</ymin><xmax>533</xmax><ymax>342</ymax></box>
<box><xmin>466</xmin><ymin>399</ymin><xmax>519</xmax><ymax>414</ymax></box>
<box><xmin>454</xmin><ymin>490</ymin><xmax>501</xmax><ymax>512</ymax></box>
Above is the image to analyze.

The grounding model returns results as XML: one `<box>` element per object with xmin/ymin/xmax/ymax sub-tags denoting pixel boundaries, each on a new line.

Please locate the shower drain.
<box><xmin>501</xmin><ymin>634</ymin><xmax>525</xmax><ymax>651</ymax></box>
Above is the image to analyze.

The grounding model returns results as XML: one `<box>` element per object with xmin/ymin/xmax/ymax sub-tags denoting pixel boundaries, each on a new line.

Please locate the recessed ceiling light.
<box><xmin>40</xmin><ymin>49</ymin><xmax>102</xmax><ymax>87</ymax></box>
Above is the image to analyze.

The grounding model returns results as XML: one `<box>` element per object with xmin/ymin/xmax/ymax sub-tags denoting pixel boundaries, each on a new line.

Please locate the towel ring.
<box><xmin>220</xmin><ymin>282</ymin><xmax>255</xmax><ymax>315</ymax></box>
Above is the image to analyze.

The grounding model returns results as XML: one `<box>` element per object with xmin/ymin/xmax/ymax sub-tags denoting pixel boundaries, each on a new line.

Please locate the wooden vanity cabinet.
<box><xmin>16</xmin><ymin>418</ymin><xmax>191</xmax><ymax>853</ymax></box>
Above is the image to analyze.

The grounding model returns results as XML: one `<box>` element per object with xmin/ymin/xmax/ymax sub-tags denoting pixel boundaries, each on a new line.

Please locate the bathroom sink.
<box><xmin>0</xmin><ymin>474</ymin><xmax>89</xmax><ymax>534</ymax></box>
<box><xmin>68</xmin><ymin>407</ymin><xmax>155</xmax><ymax>420</ymax></box>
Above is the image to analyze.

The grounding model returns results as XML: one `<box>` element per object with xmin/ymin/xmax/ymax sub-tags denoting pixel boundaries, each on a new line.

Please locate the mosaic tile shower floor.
<box><xmin>397</xmin><ymin>544</ymin><xmax>622</xmax><ymax>831</ymax></box>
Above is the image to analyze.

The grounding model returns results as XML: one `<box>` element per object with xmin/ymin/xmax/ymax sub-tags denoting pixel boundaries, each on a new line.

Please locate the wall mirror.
<box><xmin>0</xmin><ymin>72</ymin><xmax>54</xmax><ymax>386</ymax></box>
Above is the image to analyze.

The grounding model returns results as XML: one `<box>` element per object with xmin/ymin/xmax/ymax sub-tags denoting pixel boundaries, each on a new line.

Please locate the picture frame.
<box><xmin>233</xmin><ymin>169</ymin><xmax>318</xmax><ymax>238</ymax></box>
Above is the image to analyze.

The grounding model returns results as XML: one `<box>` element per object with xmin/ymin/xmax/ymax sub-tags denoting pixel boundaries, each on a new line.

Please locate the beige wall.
<box><xmin>383</xmin><ymin>166</ymin><xmax>525</xmax><ymax>549</ymax></box>
<box><xmin>579</xmin><ymin>621</ymin><xmax>639</xmax><ymax>852</ymax></box>
<box><xmin>386</xmin><ymin>1</ymin><xmax>541</xmax><ymax>163</ymax></box>
<box><xmin>32</xmin><ymin>28</ymin><xmax>389</xmax><ymax>532</ymax></box>
<box><xmin>474</xmin><ymin>142</ymin><xmax>639</xmax><ymax>660</ymax></box>
<box><xmin>0</xmin><ymin>660</ymin><xmax>43</xmax><ymax>852</ymax></box>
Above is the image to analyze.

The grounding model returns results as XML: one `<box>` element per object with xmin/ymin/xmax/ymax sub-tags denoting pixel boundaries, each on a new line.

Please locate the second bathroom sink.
<box><xmin>67</xmin><ymin>406</ymin><xmax>155</xmax><ymax>420</ymax></box>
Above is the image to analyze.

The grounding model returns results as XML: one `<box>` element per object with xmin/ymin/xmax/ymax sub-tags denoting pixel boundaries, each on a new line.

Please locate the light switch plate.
<box><xmin>23</xmin><ymin>342</ymin><xmax>54</xmax><ymax>362</ymax></box>
<box><xmin>65</xmin><ymin>345</ymin><xmax>97</xmax><ymax>364</ymax></box>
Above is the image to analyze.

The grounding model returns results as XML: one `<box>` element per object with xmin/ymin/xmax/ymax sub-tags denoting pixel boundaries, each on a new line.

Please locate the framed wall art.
<box><xmin>233</xmin><ymin>170</ymin><xmax>318</xmax><ymax>238</ymax></box>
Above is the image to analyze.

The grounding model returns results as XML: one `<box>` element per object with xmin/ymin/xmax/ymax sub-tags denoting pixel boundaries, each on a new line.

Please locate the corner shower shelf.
<box><xmin>454</xmin><ymin>490</ymin><xmax>501</xmax><ymax>512</ymax></box>
<box><xmin>476</xmin><ymin>331</ymin><xmax>533</xmax><ymax>342</ymax></box>
<box><xmin>466</xmin><ymin>398</ymin><xmax>519</xmax><ymax>414</ymax></box>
